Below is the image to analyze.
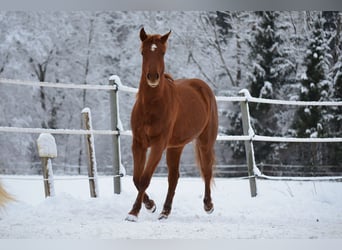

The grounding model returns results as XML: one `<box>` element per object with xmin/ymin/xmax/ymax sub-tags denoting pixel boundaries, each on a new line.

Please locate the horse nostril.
<box><xmin>147</xmin><ymin>73</ymin><xmax>159</xmax><ymax>81</ymax></box>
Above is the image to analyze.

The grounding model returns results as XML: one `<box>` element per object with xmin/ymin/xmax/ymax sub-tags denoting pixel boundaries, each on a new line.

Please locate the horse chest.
<box><xmin>133</xmin><ymin>101</ymin><xmax>171</xmax><ymax>140</ymax></box>
<box><xmin>143</xmin><ymin>107</ymin><xmax>168</xmax><ymax>136</ymax></box>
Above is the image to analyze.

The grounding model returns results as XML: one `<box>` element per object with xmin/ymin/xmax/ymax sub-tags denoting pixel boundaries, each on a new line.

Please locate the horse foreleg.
<box><xmin>131</xmin><ymin>141</ymin><xmax>156</xmax><ymax>213</ymax></box>
<box><xmin>159</xmin><ymin>146</ymin><xmax>183</xmax><ymax>220</ymax></box>
<box><xmin>127</xmin><ymin>143</ymin><xmax>164</xmax><ymax>221</ymax></box>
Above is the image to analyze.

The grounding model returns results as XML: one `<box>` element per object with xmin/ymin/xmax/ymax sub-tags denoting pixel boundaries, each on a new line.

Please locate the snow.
<box><xmin>259</xmin><ymin>81</ymin><xmax>273</xmax><ymax>98</ymax></box>
<box><xmin>1</xmin><ymin>175</ymin><xmax>342</xmax><ymax>239</ymax></box>
<box><xmin>310</xmin><ymin>131</ymin><xmax>318</xmax><ymax>138</ymax></box>
<box><xmin>304</xmin><ymin>107</ymin><xmax>311</xmax><ymax>114</ymax></box>
<box><xmin>37</xmin><ymin>133</ymin><xmax>57</xmax><ymax>158</ymax></box>
<box><xmin>109</xmin><ymin>74</ymin><xmax>122</xmax><ymax>86</ymax></box>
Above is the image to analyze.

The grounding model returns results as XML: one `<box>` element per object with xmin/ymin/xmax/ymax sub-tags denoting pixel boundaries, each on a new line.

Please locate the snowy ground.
<box><xmin>0</xmin><ymin>175</ymin><xmax>341</xmax><ymax>239</ymax></box>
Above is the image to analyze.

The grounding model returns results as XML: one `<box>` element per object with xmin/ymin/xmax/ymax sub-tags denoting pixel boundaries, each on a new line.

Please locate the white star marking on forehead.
<box><xmin>151</xmin><ymin>44</ymin><xmax>157</xmax><ymax>52</ymax></box>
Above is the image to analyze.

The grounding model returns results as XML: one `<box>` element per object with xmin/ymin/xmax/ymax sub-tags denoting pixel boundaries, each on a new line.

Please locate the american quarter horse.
<box><xmin>126</xmin><ymin>28</ymin><xmax>218</xmax><ymax>221</ymax></box>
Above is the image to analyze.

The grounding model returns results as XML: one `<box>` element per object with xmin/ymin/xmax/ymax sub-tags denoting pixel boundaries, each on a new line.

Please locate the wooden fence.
<box><xmin>1</xmin><ymin>75</ymin><xmax>342</xmax><ymax>198</ymax></box>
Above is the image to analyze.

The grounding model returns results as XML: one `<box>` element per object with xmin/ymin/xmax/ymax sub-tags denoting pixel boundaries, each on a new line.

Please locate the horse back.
<box><xmin>174</xmin><ymin>78</ymin><xmax>216</xmax><ymax>114</ymax></box>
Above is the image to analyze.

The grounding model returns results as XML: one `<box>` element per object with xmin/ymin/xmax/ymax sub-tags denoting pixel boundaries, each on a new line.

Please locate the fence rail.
<box><xmin>0</xmin><ymin>78</ymin><xmax>117</xmax><ymax>90</ymax></box>
<box><xmin>1</xmin><ymin>127</ymin><xmax>342</xmax><ymax>142</ymax></box>
<box><xmin>1</xmin><ymin>76</ymin><xmax>342</xmax><ymax>197</ymax></box>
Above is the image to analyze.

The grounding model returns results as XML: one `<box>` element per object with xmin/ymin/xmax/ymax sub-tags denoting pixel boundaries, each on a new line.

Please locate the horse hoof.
<box><xmin>125</xmin><ymin>214</ymin><xmax>138</xmax><ymax>222</ymax></box>
<box><xmin>146</xmin><ymin>203</ymin><xmax>156</xmax><ymax>213</ymax></box>
<box><xmin>206</xmin><ymin>207</ymin><xmax>214</xmax><ymax>214</ymax></box>
<box><xmin>204</xmin><ymin>204</ymin><xmax>214</xmax><ymax>214</ymax></box>
<box><xmin>158</xmin><ymin>213</ymin><xmax>168</xmax><ymax>220</ymax></box>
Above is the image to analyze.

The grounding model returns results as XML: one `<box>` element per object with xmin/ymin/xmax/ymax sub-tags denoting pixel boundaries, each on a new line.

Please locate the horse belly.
<box><xmin>168</xmin><ymin>97</ymin><xmax>208</xmax><ymax>147</ymax></box>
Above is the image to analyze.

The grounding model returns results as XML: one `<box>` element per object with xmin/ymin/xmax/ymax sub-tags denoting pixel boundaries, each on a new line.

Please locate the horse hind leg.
<box><xmin>195</xmin><ymin>137</ymin><xmax>216</xmax><ymax>214</ymax></box>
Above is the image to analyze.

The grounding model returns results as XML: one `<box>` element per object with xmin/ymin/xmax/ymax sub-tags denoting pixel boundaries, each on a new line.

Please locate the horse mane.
<box><xmin>164</xmin><ymin>73</ymin><xmax>174</xmax><ymax>82</ymax></box>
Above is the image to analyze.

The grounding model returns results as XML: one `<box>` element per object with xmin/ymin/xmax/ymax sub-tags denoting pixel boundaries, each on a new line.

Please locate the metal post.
<box><xmin>109</xmin><ymin>76</ymin><xmax>121</xmax><ymax>194</ymax></box>
<box><xmin>239</xmin><ymin>89</ymin><xmax>257</xmax><ymax>197</ymax></box>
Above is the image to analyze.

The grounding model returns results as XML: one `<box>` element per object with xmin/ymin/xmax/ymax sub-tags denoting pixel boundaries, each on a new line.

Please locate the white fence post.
<box><xmin>109</xmin><ymin>75</ymin><xmax>122</xmax><ymax>194</ymax></box>
<box><xmin>82</xmin><ymin>108</ymin><xmax>99</xmax><ymax>198</ymax></box>
<box><xmin>239</xmin><ymin>89</ymin><xmax>258</xmax><ymax>197</ymax></box>
<box><xmin>37</xmin><ymin>133</ymin><xmax>57</xmax><ymax>198</ymax></box>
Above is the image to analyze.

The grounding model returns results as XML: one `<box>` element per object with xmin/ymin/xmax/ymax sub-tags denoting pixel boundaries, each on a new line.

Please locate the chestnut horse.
<box><xmin>126</xmin><ymin>28</ymin><xmax>218</xmax><ymax>221</ymax></box>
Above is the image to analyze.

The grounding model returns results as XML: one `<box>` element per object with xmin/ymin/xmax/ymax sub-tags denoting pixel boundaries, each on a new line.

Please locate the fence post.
<box><xmin>37</xmin><ymin>133</ymin><xmax>57</xmax><ymax>198</ymax></box>
<box><xmin>109</xmin><ymin>75</ymin><xmax>122</xmax><ymax>194</ymax></box>
<box><xmin>82</xmin><ymin>108</ymin><xmax>99</xmax><ymax>198</ymax></box>
<box><xmin>239</xmin><ymin>89</ymin><xmax>257</xmax><ymax>197</ymax></box>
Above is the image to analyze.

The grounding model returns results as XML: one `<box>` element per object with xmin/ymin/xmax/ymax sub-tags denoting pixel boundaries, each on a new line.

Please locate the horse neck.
<box><xmin>138</xmin><ymin>75</ymin><xmax>169</xmax><ymax>103</ymax></box>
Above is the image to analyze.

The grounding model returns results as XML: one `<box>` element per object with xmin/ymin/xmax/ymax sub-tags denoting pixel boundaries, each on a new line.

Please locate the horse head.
<box><xmin>139</xmin><ymin>27</ymin><xmax>171</xmax><ymax>88</ymax></box>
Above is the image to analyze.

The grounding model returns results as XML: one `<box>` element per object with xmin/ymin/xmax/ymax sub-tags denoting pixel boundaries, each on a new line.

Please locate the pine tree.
<box><xmin>326</xmin><ymin>12</ymin><xmax>342</xmax><ymax>166</ymax></box>
<box><xmin>334</xmin><ymin>56</ymin><xmax>342</xmax><ymax>105</ymax></box>
<box><xmin>293</xmin><ymin>13</ymin><xmax>331</xmax><ymax>138</ymax></box>
<box><xmin>246</xmin><ymin>11</ymin><xmax>293</xmax><ymax>162</ymax></box>
<box><xmin>248</xmin><ymin>11</ymin><xmax>295</xmax><ymax>119</ymax></box>
<box><xmin>326</xmin><ymin>12</ymin><xmax>342</xmax><ymax>137</ymax></box>
<box><xmin>249</xmin><ymin>11</ymin><xmax>277</xmax><ymax>104</ymax></box>
<box><xmin>214</xmin><ymin>11</ymin><xmax>233</xmax><ymax>45</ymax></box>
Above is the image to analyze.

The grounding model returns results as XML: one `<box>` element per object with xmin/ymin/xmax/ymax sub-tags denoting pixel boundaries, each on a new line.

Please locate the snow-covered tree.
<box><xmin>322</xmin><ymin>11</ymin><xmax>342</xmax><ymax>166</ymax></box>
<box><xmin>246</xmin><ymin>11</ymin><xmax>295</xmax><ymax>162</ymax></box>
<box><xmin>325</xmin><ymin>12</ymin><xmax>342</xmax><ymax>138</ymax></box>
<box><xmin>1</xmin><ymin>11</ymin><xmax>342</xmax><ymax>175</ymax></box>
<box><xmin>248</xmin><ymin>11</ymin><xmax>296</xmax><ymax>101</ymax></box>
<box><xmin>292</xmin><ymin>13</ymin><xmax>331</xmax><ymax>138</ymax></box>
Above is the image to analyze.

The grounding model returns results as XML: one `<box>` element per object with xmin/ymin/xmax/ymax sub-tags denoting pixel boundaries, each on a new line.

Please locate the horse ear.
<box><xmin>140</xmin><ymin>27</ymin><xmax>148</xmax><ymax>42</ymax></box>
<box><xmin>160</xmin><ymin>30</ymin><xmax>171</xmax><ymax>44</ymax></box>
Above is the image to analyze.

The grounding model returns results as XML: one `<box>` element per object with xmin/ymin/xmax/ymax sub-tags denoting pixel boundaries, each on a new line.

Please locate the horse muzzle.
<box><xmin>146</xmin><ymin>73</ymin><xmax>160</xmax><ymax>88</ymax></box>
<box><xmin>147</xmin><ymin>81</ymin><xmax>160</xmax><ymax>88</ymax></box>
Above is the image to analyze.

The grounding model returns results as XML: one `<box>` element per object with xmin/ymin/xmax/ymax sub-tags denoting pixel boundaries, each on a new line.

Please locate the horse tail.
<box><xmin>0</xmin><ymin>181</ymin><xmax>14</xmax><ymax>207</ymax></box>
<box><xmin>195</xmin><ymin>141</ymin><xmax>216</xmax><ymax>182</ymax></box>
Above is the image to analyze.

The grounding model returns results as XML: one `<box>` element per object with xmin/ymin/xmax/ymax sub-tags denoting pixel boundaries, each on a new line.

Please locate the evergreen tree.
<box><xmin>330</xmin><ymin>58</ymin><xmax>342</xmax><ymax>165</ymax></box>
<box><xmin>249</xmin><ymin>11</ymin><xmax>277</xmax><ymax>104</ymax></box>
<box><xmin>293</xmin><ymin>13</ymin><xmax>331</xmax><ymax>138</ymax></box>
<box><xmin>326</xmin><ymin>12</ymin><xmax>342</xmax><ymax>137</ymax></box>
<box><xmin>246</xmin><ymin>11</ymin><xmax>293</xmax><ymax>162</ymax></box>
<box><xmin>326</xmin><ymin>12</ymin><xmax>342</xmax><ymax>166</ymax></box>
<box><xmin>334</xmin><ymin>60</ymin><xmax>342</xmax><ymax>104</ymax></box>
<box><xmin>215</xmin><ymin>11</ymin><xmax>233</xmax><ymax>45</ymax></box>
<box><xmin>248</xmin><ymin>11</ymin><xmax>294</xmax><ymax>119</ymax></box>
<box><xmin>248</xmin><ymin>11</ymin><xmax>294</xmax><ymax>98</ymax></box>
